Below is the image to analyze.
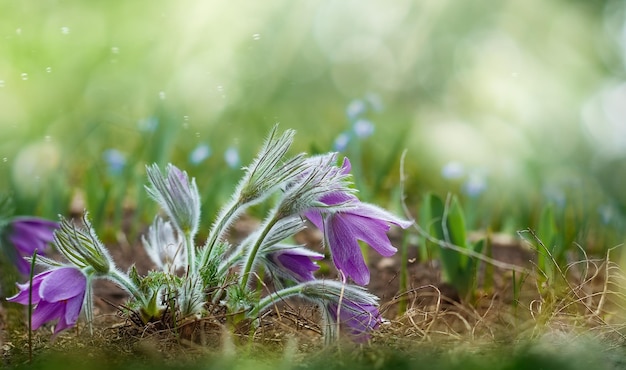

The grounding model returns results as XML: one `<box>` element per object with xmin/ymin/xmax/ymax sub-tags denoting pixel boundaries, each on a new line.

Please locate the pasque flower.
<box><xmin>6</xmin><ymin>217</ymin><xmax>58</xmax><ymax>274</ymax></box>
<box><xmin>145</xmin><ymin>163</ymin><xmax>200</xmax><ymax>237</ymax></box>
<box><xmin>7</xmin><ymin>266</ymin><xmax>87</xmax><ymax>335</ymax></box>
<box><xmin>142</xmin><ymin>217</ymin><xmax>185</xmax><ymax>272</ymax></box>
<box><xmin>264</xmin><ymin>245</ymin><xmax>323</xmax><ymax>283</ymax></box>
<box><xmin>326</xmin><ymin>299</ymin><xmax>381</xmax><ymax>342</ymax></box>
<box><xmin>304</xmin><ymin>159</ymin><xmax>412</xmax><ymax>285</ymax></box>
<box><xmin>298</xmin><ymin>280</ymin><xmax>381</xmax><ymax>342</ymax></box>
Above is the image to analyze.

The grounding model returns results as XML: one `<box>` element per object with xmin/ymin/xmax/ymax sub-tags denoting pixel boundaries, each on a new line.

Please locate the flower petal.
<box><xmin>40</xmin><ymin>268</ymin><xmax>86</xmax><ymax>302</ymax></box>
<box><xmin>326</xmin><ymin>214</ymin><xmax>371</xmax><ymax>285</ymax></box>
<box><xmin>304</xmin><ymin>209</ymin><xmax>324</xmax><ymax>230</ymax></box>
<box><xmin>59</xmin><ymin>294</ymin><xmax>84</xmax><ymax>334</ymax></box>
<box><xmin>31</xmin><ymin>300</ymin><xmax>63</xmax><ymax>330</ymax></box>
<box><xmin>7</xmin><ymin>270</ymin><xmax>52</xmax><ymax>304</ymax></box>
<box><xmin>349</xmin><ymin>202</ymin><xmax>413</xmax><ymax>229</ymax></box>
<box><xmin>340</xmin><ymin>213</ymin><xmax>397</xmax><ymax>257</ymax></box>
<box><xmin>276</xmin><ymin>253</ymin><xmax>320</xmax><ymax>282</ymax></box>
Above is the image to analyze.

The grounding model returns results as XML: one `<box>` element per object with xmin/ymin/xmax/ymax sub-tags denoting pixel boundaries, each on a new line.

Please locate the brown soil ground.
<box><xmin>1</xmin><ymin>214</ymin><xmax>620</xmax><ymax>362</ymax></box>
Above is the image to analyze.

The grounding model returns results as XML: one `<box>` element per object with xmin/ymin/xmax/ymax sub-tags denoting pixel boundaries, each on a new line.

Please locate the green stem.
<box><xmin>239</xmin><ymin>215</ymin><xmax>280</xmax><ymax>288</ymax></box>
<box><xmin>184</xmin><ymin>231</ymin><xmax>196</xmax><ymax>274</ymax></box>
<box><xmin>254</xmin><ymin>284</ymin><xmax>303</xmax><ymax>317</ymax></box>
<box><xmin>201</xmin><ymin>198</ymin><xmax>242</xmax><ymax>268</ymax></box>
<box><xmin>109</xmin><ymin>269</ymin><xmax>148</xmax><ymax>307</ymax></box>
<box><xmin>28</xmin><ymin>252</ymin><xmax>37</xmax><ymax>363</ymax></box>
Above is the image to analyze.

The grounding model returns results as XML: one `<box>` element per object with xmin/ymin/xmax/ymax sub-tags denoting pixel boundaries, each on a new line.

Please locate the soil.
<box><xmin>3</xmin><ymin>213</ymin><xmax>615</xmax><ymax>363</ymax></box>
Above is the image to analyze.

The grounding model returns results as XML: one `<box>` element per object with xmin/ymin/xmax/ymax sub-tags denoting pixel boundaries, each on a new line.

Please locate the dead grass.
<box><xmin>3</xmin><ymin>237</ymin><xmax>626</xmax><ymax>369</ymax></box>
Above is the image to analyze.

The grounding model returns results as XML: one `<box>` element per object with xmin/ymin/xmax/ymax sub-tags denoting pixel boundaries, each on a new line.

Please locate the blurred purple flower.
<box><xmin>266</xmin><ymin>246</ymin><xmax>323</xmax><ymax>283</ymax></box>
<box><xmin>304</xmin><ymin>159</ymin><xmax>412</xmax><ymax>285</ymax></box>
<box><xmin>7</xmin><ymin>217</ymin><xmax>59</xmax><ymax>274</ymax></box>
<box><xmin>327</xmin><ymin>298</ymin><xmax>381</xmax><ymax>342</ymax></box>
<box><xmin>7</xmin><ymin>266</ymin><xmax>86</xmax><ymax>335</ymax></box>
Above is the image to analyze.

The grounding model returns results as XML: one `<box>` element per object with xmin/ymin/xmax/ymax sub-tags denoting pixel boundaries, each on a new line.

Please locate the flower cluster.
<box><xmin>5</xmin><ymin>126</ymin><xmax>411</xmax><ymax>342</ymax></box>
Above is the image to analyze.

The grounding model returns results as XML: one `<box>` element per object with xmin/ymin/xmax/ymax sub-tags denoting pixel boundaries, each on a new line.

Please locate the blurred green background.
<box><xmin>1</xmin><ymin>0</ymin><xmax>625</xmax><ymax>249</ymax></box>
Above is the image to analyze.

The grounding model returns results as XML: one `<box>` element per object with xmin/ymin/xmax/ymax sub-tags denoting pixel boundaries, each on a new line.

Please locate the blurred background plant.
<box><xmin>1</xmin><ymin>0</ymin><xmax>625</xmax><ymax>255</ymax></box>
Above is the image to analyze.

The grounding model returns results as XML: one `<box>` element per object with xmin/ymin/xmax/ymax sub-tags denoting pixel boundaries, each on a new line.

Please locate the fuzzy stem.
<box><xmin>28</xmin><ymin>251</ymin><xmax>36</xmax><ymax>363</ymax></box>
<box><xmin>201</xmin><ymin>198</ymin><xmax>242</xmax><ymax>268</ymax></box>
<box><xmin>108</xmin><ymin>269</ymin><xmax>148</xmax><ymax>307</ymax></box>
<box><xmin>239</xmin><ymin>215</ymin><xmax>280</xmax><ymax>288</ymax></box>
<box><xmin>254</xmin><ymin>284</ymin><xmax>303</xmax><ymax>317</ymax></box>
<box><xmin>184</xmin><ymin>230</ymin><xmax>196</xmax><ymax>274</ymax></box>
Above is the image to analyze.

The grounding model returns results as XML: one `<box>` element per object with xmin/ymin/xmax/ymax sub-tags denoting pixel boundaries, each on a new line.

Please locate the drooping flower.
<box><xmin>5</xmin><ymin>217</ymin><xmax>58</xmax><ymax>274</ymax></box>
<box><xmin>304</xmin><ymin>158</ymin><xmax>412</xmax><ymax>285</ymax></box>
<box><xmin>263</xmin><ymin>245</ymin><xmax>323</xmax><ymax>283</ymax></box>
<box><xmin>299</xmin><ymin>280</ymin><xmax>381</xmax><ymax>342</ymax></box>
<box><xmin>326</xmin><ymin>299</ymin><xmax>381</xmax><ymax>342</ymax></box>
<box><xmin>7</xmin><ymin>266</ymin><xmax>87</xmax><ymax>335</ymax></box>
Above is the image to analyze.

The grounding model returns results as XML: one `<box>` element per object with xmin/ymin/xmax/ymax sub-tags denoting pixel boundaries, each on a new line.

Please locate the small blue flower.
<box><xmin>189</xmin><ymin>143</ymin><xmax>211</xmax><ymax>165</ymax></box>
<box><xmin>224</xmin><ymin>146</ymin><xmax>240</xmax><ymax>169</ymax></box>
<box><xmin>346</xmin><ymin>99</ymin><xmax>367</xmax><ymax>120</ymax></box>
<box><xmin>137</xmin><ymin>117</ymin><xmax>158</xmax><ymax>132</ymax></box>
<box><xmin>463</xmin><ymin>172</ymin><xmax>487</xmax><ymax>198</ymax></box>
<box><xmin>103</xmin><ymin>149</ymin><xmax>126</xmax><ymax>175</ymax></box>
<box><xmin>333</xmin><ymin>132</ymin><xmax>351</xmax><ymax>152</ymax></box>
<box><xmin>441</xmin><ymin>161</ymin><xmax>465</xmax><ymax>180</ymax></box>
<box><xmin>352</xmin><ymin>119</ymin><xmax>374</xmax><ymax>139</ymax></box>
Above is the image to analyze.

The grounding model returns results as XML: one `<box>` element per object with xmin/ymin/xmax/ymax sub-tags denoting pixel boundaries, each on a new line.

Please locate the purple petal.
<box><xmin>276</xmin><ymin>253</ymin><xmax>320</xmax><ymax>282</ymax></box>
<box><xmin>7</xmin><ymin>270</ymin><xmax>52</xmax><ymax>304</ymax></box>
<box><xmin>304</xmin><ymin>209</ymin><xmax>324</xmax><ymax>230</ymax></box>
<box><xmin>31</xmin><ymin>300</ymin><xmax>63</xmax><ymax>330</ymax></box>
<box><xmin>319</xmin><ymin>191</ymin><xmax>358</xmax><ymax>207</ymax></box>
<box><xmin>340</xmin><ymin>157</ymin><xmax>352</xmax><ymax>175</ymax></box>
<box><xmin>349</xmin><ymin>202</ymin><xmax>413</xmax><ymax>229</ymax></box>
<box><xmin>40</xmin><ymin>268</ymin><xmax>86</xmax><ymax>302</ymax></box>
<box><xmin>339</xmin><ymin>213</ymin><xmax>397</xmax><ymax>257</ymax></box>
<box><xmin>326</xmin><ymin>214</ymin><xmax>371</xmax><ymax>285</ymax></box>
<box><xmin>60</xmin><ymin>295</ymin><xmax>84</xmax><ymax>334</ymax></box>
<box><xmin>327</xmin><ymin>301</ymin><xmax>380</xmax><ymax>342</ymax></box>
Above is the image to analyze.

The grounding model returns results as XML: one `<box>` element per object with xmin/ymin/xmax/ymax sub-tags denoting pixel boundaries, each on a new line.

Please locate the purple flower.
<box><xmin>327</xmin><ymin>299</ymin><xmax>381</xmax><ymax>342</ymax></box>
<box><xmin>146</xmin><ymin>163</ymin><xmax>201</xmax><ymax>237</ymax></box>
<box><xmin>304</xmin><ymin>159</ymin><xmax>412</xmax><ymax>285</ymax></box>
<box><xmin>7</xmin><ymin>267</ymin><xmax>87</xmax><ymax>335</ymax></box>
<box><xmin>266</xmin><ymin>246</ymin><xmax>323</xmax><ymax>283</ymax></box>
<box><xmin>7</xmin><ymin>217</ymin><xmax>59</xmax><ymax>274</ymax></box>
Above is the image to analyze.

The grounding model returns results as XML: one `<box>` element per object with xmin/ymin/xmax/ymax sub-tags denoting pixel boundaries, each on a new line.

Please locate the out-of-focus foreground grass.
<box><xmin>1</xmin><ymin>0</ymin><xmax>625</xmax><ymax>248</ymax></box>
